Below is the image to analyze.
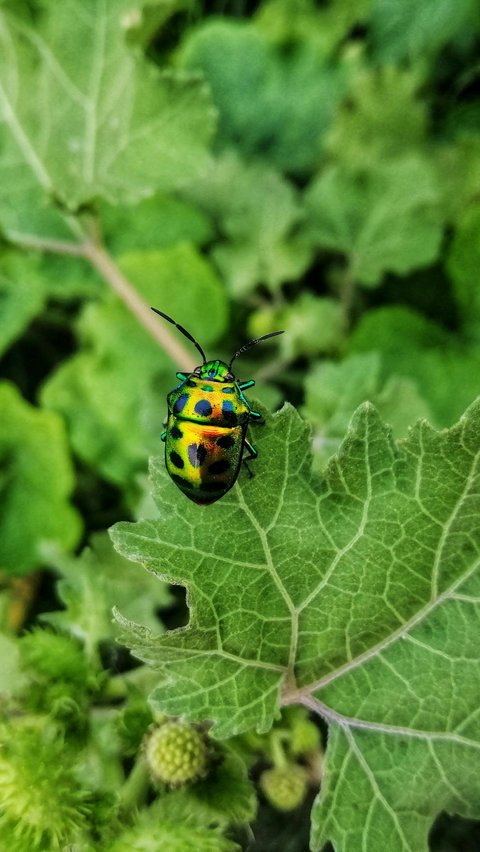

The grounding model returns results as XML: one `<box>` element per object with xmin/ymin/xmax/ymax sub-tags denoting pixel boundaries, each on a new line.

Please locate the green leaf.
<box><xmin>112</xmin><ymin>398</ymin><xmax>480</xmax><ymax>849</ymax></box>
<box><xmin>447</xmin><ymin>205</ymin><xmax>480</xmax><ymax>339</ymax></box>
<box><xmin>349</xmin><ymin>306</ymin><xmax>480</xmax><ymax>425</ymax></box>
<box><xmin>248</xmin><ymin>294</ymin><xmax>345</xmax><ymax>360</ymax></box>
<box><xmin>305</xmin><ymin>157</ymin><xmax>444</xmax><ymax>287</ymax></box>
<box><xmin>0</xmin><ymin>1</ymin><xmax>215</xmax><ymax>239</ymax></box>
<box><xmin>180</xmin><ymin>19</ymin><xmax>346</xmax><ymax>175</ymax></box>
<box><xmin>0</xmin><ymin>382</ymin><xmax>81</xmax><ymax>575</ymax></box>
<box><xmin>255</xmin><ymin>0</ymin><xmax>370</xmax><ymax>53</ymax></box>
<box><xmin>184</xmin><ymin>150</ymin><xmax>312</xmax><ymax>296</ymax></box>
<box><xmin>0</xmin><ymin>251</ymin><xmax>46</xmax><ymax>355</ymax></box>
<box><xmin>326</xmin><ymin>65</ymin><xmax>427</xmax><ymax>170</ymax></box>
<box><xmin>43</xmin><ymin>532</ymin><xmax>171</xmax><ymax>660</ymax></box>
<box><xmin>304</xmin><ymin>352</ymin><xmax>432</xmax><ymax>469</ymax></box>
<box><xmin>101</xmin><ymin>194</ymin><xmax>212</xmax><ymax>255</ymax></box>
<box><xmin>370</xmin><ymin>0</ymin><xmax>480</xmax><ymax>61</ymax></box>
<box><xmin>139</xmin><ymin>746</ymin><xmax>256</xmax><ymax>832</ymax></box>
<box><xmin>41</xmin><ymin>244</ymin><xmax>228</xmax><ymax>487</ymax></box>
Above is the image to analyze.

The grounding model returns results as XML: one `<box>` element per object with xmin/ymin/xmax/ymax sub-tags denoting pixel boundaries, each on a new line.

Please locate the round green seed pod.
<box><xmin>260</xmin><ymin>764</ymin><xmax>308</xmax><ymax>811</ymax></box>
<box><xmin>145</xmin><ymin>721</ymin><xmax>209</xmax><ymax>786</ymax></box>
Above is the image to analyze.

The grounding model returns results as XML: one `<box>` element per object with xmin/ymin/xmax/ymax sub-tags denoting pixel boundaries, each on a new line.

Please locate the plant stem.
<box><xmin>82</xmin><ymin>239</ymin><xmax>195</xmax><ymax>370</ymax></box>
<box><xmin>8</xmin><ymin>229</ymin><xmax>195</xmax><ymax>371</ymax></box>
<box><xmin>338</xmin><ymin>257</ymin><xmax>357</xmax><ymax>329</ymax></box>
<box><xmin>119</xmin><ymin>755</ymin><xmax>150</xmax><ymax>814</ymax></box>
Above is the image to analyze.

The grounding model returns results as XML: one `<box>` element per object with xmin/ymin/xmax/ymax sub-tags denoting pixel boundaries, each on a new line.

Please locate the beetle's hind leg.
<box><xmin>249</xmin><ymin>410</ymin><xmax>264</xmax><ymax>425</ymax></box>
<box><xmin>242</xmin><ymin>438</ymin><xmax>258</xmax><ymax>479</ymax></box>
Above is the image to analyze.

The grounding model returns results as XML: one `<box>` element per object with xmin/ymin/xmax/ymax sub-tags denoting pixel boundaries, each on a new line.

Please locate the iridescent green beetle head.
<box><xmin>194</xmin><ymin>360</ymin><xmax>233</xmax><ymax>382</ymax></box>
<box><xmin>151</xmin><ymin>306</ymin><xmax>284</xmax><ymax>379</ymax></box>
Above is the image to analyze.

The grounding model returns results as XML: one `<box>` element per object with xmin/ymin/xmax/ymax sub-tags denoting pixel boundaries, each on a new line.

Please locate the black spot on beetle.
<box><xmin>222</xmin><ymin>400</ymin><xmax>237</xmax><ymax>423</ymax></box>
<box><xmin>173</xmin><ymin>394</ymin><xmax>188</xmax><ymax>414</ymax></box>
<box><xmin>188</xmin><ymin>443</ymin><xmax>207</xmax><ymax>467</ymax></box>
<box><xmin>209</xmin><ymin>460</ymin><xmax>230</xmax><ymax>475</ymax></box>
<box><xmin>194</xmin><ymin>399</ymin><xmax>212</xmax><ymax>417</ymax></box>
<box><xmin>170</xmin><ymin>451</ymin><xmax>184</xmax><ymax>469</ymax></box>
<box><xmin>217</xmin><ymin>435</ymin><xmax>235</xmax><ymax>449</ymax></box>
<box><xmin>170</xmin><ymin>425</ymin><xmax>183</xmax><ymax>440</ymax></box>
<box><xmin>186</xmin><ymin>379</ymin><xmax>197</xmax><ymax>388</ymax></box>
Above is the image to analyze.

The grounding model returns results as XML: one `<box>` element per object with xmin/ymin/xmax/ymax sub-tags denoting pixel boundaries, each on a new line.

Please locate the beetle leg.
<box><xmin>239</xmin><ymin>379</ymin><xmax>255</xmax><ymax>391</ymax></box>
<box><xmin>242</xmin><ymin>438</ymin><xmax>257</xmax><ymax>479</ymax></box>
<box><xmin>176</xmin><ymin>372</ymin><xmax>188</xmax><ymax>381</ymax></box>
<box><xmin>161</xmin><ymin>430</ymin><xmax>167</xmax><ymax>442</ymax></box>
<box><xmin>249</xmin><ymin>409</ymin><xmax>264</xmax><ymax>424</ymax></box>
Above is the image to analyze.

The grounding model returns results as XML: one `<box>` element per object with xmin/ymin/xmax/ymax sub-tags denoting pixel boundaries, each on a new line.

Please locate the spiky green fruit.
<box><xmin>260</xmin><ymin>764</ymin><xmax>308</xmax><ymax>812</ymax></box>
<box><xmin>145</xmin><ymin>721</ymin><xmax>209</xmax><ymax>786</ymax></box>
<box><xmin>0</xmin><ymin>724</ymin><xmax>91</xmax><ymax>850</ymax></box>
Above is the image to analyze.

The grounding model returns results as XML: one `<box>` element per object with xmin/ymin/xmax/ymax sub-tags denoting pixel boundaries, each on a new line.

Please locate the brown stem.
<box><xmin>82</xmin><ymin>240</ymin><xmax>195</xmax><ymax>370</ymax></box>
<box><xmin>8</xmin><ymin>230</ymin><xmax>196</xmax><ymax>371</ymax></box>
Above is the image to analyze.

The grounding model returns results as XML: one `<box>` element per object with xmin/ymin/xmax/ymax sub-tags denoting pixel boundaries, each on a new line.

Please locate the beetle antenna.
<box><xmin>228</xmin><ymin>330</ymin><xmax>284</xmax><ymax>370</ymax></box>
<box><xmin>151</xmin><ymin>307</ymin><xmax>207</xmax><ymax>364</ymax></box>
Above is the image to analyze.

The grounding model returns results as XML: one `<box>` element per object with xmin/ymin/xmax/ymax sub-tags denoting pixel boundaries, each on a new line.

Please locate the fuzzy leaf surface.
<box><xmin>0</xmin><ymin>0</ymin><xmax>215</xmax><ymax>238</ymax></box>
<box><xmin>113</xmin><ymin>399</ymin><xmax>480</xmax><ymax>851</ymax></box>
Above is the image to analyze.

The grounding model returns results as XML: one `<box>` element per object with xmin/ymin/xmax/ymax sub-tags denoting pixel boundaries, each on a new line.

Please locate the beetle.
<box><xmin>151</xmin><ymin>307</ymin><xmax>284</xmax><ymax>505</ymax></box>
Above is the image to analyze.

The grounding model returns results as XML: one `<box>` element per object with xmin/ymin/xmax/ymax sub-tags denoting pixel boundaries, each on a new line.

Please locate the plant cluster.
<box><xmin>1</xmin><ymin>0</ymin><xmax>480</xmax><ymax>849</ymax></box>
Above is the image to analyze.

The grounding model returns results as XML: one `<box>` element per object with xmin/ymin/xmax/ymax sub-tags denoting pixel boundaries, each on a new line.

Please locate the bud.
<box><xmin>260</xmin><ymin>764</ymin><xmax>308</xmax><ymax>811</ymax></box>
<box><xmin>290</xmin><ymin>719</ymin><xmax>321</xmax><ymax>757</ymax></box>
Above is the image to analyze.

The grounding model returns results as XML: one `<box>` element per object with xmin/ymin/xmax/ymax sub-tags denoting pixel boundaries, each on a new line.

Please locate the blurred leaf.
<box><xmin>184</xmin><ymin>151</ymin><xmax>312</xmax><ymax>296</ymax></box>
<box><xmin>370</xmin><ymin>0</ymin><xmax>480</xmax><ymax>61</ymax></box>
<box><xmin>43</xmin><ymin>532</ymin><xmax>171</xmax><ymax>660</ymax></box>
<box><xmin>0</xmin><ymin>382</ymin><xmax>81</xmax><ymax>575</ymax></box>
<box><xmin>0</xmin><ymin>251</ymin><xmax>46</xmax><ymax>355</ymax></box>
<box><xmin>327</xmin><ymin>65</ymin><xmax>427</xmax><ymax>169</ymax></box>
<box><xmin>255</xmin><ymin>0</ymin><xmax>370</xmax><ymax>53</ymax></box>
<box><xmin>124</xmin><ymin>0</ymin><xmax>195</xmax><ymax>48</ymax></box>
<box><xmin>153</xmin><ymin>748</ymin><xmax>256</xmax><ymax>827</ymax></box>
<box><xmin>304</xmin><ymin>352</ymin><xmax>432</xmax><ymax>469</ymax></box>
<box><xmin>180</xmin><ymin>19</ymin><xmax>346</xmax><ymax>175</ymax></box>
<box><xmin>434</xmin><ymin>138</ymin><xmax>480</xmax><ymax>222</ymax></box>
<box><xmin>305</xmin><ymin>157</ymin><xmax>444</xmax><ymax>287</ymax></box>
<box><xmin>40</xmin><ymin>253</ymin><xmax>103</xmax><ymax>301</ymax></box>
<box><xmin>101</xmin><ymin>193</ymin><xmax>212</xmax><ymax>255</ymax></box>
<box><xmin>0</xmin><ymin>633</ymin><xmax>25</xmax><ymax>695</ymax></box>
<box><xmin>349</xmin><ymin>306</ymin><xmax>480</xmax><ymax>425</ymax></box>
<box><xmin>113</xmin><ymin>400</ymin><xmax>480</xmax><ymax>850</ymax></box>
<box><xmin>249</xmin><ymin>294</ymin><xmax>345</xmax><ymax>360</ymax></box>
<box><xmin>41</xmin><ymin>244</ymin><xmax>228</xmax><ymax>487</ymax></box>
<box><xmin>447</xmin><ymin>205</ymin><xmax>480</xmax><ymax>339</ymax></box>
<box><xmin>0</xmin><ymin>1</ymin><xmax>215</xmax><ymax>239</ymax></box>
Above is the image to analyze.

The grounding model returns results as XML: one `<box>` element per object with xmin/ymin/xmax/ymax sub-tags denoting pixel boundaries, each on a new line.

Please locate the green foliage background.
<box><xmin>1</xmin><ymin>0</ymin><xmax>480</xmax><ymax>850</ymax></box>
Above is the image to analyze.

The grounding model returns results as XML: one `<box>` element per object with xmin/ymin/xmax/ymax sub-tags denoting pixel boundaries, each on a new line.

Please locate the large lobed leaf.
<box><xmin>113</xmin><ymin>399</ymin><xmax>480</xmax><ymax>851</ymax></box>
<box><xmin>0</xmin><ymin>0</ymin><xmax>215</xmax><ymax>238</ymax></box>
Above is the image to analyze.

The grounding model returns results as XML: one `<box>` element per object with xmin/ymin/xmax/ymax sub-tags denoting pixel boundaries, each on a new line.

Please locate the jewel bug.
<box><xmin>151</xmin><ymin>307</ymin><xmax>284</xmax><ymax>505</ymax></box>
